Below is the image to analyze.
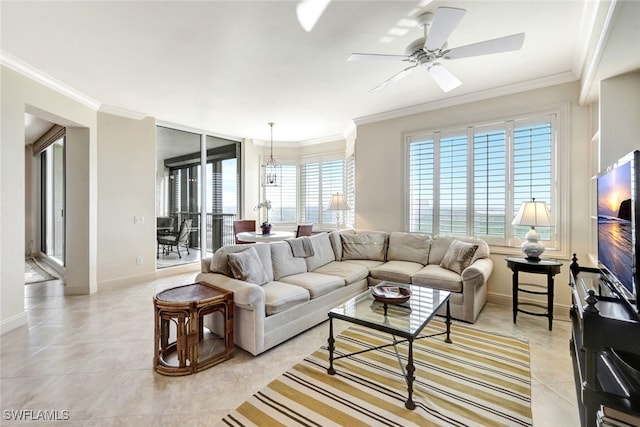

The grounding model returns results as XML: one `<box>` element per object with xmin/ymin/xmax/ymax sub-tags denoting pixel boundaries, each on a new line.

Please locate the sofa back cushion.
<box><xmin>329</xmin><ymin>230</ymin><xmax>353</xmax><ymax>261</ymax></box>
<box><xmin>341</xmin><ymin>231</ymin><xmax>388</xmax><ymax>261</ymax></box>
<box><xmin>429</xmin><ymin>235</ymin><xmax>490</xmax><ymax>265</ymax></box>
<box><xmin>387</xmin><ymin>232</ymin><xmax>432</xmax><ymax>265</ymax></box>
<box><xmin>305</xmin><ymin>232</ymin><xmax>337</xmax><ymax>271</ymax></box>
<box><xmin>210</xmin><ymin>243</ymin><xmax>274</xmax><ymax>281</ymax></box>
<box><xmin>270</xmin><ymin>241</ymin><xmax>308</xmax><ymax>280</ymax></box>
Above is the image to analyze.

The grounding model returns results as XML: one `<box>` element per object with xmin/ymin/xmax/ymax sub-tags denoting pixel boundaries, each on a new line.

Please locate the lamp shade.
<box><xmin>511</xmin><ymin>199</ymin><xmax>552</xmax><ymax>227</ymax></box>
<box><xmin>327</xmin><ymin>193</ymin><xmax>350</xmax><ymax>211</ymax></box>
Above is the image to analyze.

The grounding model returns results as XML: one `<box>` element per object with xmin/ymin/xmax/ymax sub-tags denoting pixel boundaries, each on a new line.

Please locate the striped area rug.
<box><xmin>221</xmin><ymin>321</ymin><xmax>532</xmax><ymax>426</ymax></box>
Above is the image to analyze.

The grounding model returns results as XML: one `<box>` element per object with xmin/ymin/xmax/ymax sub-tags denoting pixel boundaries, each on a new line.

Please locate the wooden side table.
<box><xmin>506</xmin><ymin>256</ymin><xmax>562</xmax><ymax>331</ymax></box>
<box><xmin>153</xmin><ymin>282</ymin><xmax>233</xmax><ymax>376</ymax></box>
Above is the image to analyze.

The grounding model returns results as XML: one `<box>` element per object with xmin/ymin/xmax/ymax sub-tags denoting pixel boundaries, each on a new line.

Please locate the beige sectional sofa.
<box><xmin>196</xmin><ymin>230</ymin><xmax>493</xmax><ymax>355</ymax></box>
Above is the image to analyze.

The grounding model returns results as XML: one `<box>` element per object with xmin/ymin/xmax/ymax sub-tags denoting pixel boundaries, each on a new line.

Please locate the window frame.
<box><xmin>404</xmin><ymin>104</ymin><xmax>569</xmax><ymax>258</ymax></box>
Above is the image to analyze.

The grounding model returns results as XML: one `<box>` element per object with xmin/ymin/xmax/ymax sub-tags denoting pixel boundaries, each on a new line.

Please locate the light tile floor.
<box><xmin>1</xmin><ymin>273</ymin><xmax>579</xmax><ymax>426</ymax></box>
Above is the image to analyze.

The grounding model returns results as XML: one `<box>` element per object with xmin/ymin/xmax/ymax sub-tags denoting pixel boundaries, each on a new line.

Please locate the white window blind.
<box><xmin>300</xmin><ymin>159</ymin><xmax>345</xmax><ymax>227</ymax></box>
<box><xmin>473</xmin><ymin>127</ymin><xmax>507</xmax><ymax>241</ymax></box>
<box><xmin>439</xmin><ymin>134</ymin><xmax>467</xmax><ymax>235</ymax></box>
<box><xmin>265</xmin><ymin>163</ymin><xmax>297</xmax><ymax>223</ymax></box>
<box><xmin>512</xmin><ymin>120</ymin><xmax>553</xmax><ymax>242</ymax></box>
<box><xmin>344</xmin><ymin>153</ymin><xmax>355</xmax><ymax>228</ymax></box>
<box><xmin>408</xmin><ymin>138</ymin><xmax>435</xmax><ymax>233</ymax></box>
<box><xmin>407</xmin><ymin>113</ymin><xmax>557</xmax><ymax>249</ymax></box>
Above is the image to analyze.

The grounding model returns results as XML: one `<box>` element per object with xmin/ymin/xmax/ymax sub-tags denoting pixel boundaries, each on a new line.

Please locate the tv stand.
<box><xmin>569</xmin><ymin>255</ymin><xmax>640</xmax><ymax>426</ymax></box>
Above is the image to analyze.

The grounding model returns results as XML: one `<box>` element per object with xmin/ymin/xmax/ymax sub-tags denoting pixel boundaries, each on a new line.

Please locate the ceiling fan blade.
<box><xmin>348</xmin><ymin>53</ymin><xmax>409</xmax><ymax>62</ymax></box>
<box><xmin>444</xmin><ymin>33</ymin><xmax>525</xmax><ymax>59</ymax></box>
<box><xmin>370</xmin><ymin>65</ymin><xmax>418</xmax><ymax>93</ymax></box>
<box><xmin>427</xmin><ymin>63</ymin><xmax>461</xmax><ymax>93</ymax></box>
<box><xmin>424</xmin><ymin>7</ymin><xmax>466</xmax><ymax>52</ymax></box>
<box><xmin>297</xmin><ymin>0</ymin><xmax>331</xmax><ymax>32</ymax></box>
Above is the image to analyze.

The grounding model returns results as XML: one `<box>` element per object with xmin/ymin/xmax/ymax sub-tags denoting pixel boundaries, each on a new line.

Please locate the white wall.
<box><xmin>354</xmin><ymin>82</ymin><xmax>592</xmax><ymax>314</ymax></box>
<box><xmin>600</xmin><ymin>71</ymin><xmax>640</xmax><ymax>168</ymax></box>
<box><xmin>96</xmin><ymin>113</ymin><xmax>157</xmax><ymax>288</ymax></box>
<box><xmin>1</xmin><ymin>66</ymin><xmax>97</xmax><ymax>332</ymax></box>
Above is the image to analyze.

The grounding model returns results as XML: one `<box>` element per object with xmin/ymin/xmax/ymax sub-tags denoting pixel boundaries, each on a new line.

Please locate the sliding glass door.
<box><xmin>156</xmin><ymin>127</ymin><xmax>240</xmax><ymax>268</ymax></box>
<box><xmin>40</xmin><ymin>137</ymin><xmax>65</xmax><ymax>265</ymax></box>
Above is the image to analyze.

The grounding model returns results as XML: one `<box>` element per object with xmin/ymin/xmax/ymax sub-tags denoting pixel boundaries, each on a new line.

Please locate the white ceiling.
<box><xmin>2</xmin><ymin>1</ymin><xmax>639</xmax><ymax>144</ymax></box>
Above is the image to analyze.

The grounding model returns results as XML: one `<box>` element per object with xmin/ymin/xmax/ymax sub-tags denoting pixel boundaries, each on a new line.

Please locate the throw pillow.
<box><xmin>440</xmin><ymin>239</ymin><xmax>479</xmax><ymax>274</ymax></box>
<box><xmin>227</xmin><ymin>247</ymin><xmax>270</xmax><ymax>285</ymax></box>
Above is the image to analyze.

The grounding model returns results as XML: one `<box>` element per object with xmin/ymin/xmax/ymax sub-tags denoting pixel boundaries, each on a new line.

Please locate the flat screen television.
<box><xmin>597</xmin><ymin>150</ymin><xmax>640</xmax><ymax>314</ymax></box>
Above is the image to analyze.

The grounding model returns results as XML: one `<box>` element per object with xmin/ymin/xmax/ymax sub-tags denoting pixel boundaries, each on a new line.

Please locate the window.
<box><xmin>300</xmin><ymin>159</ymin><xmax>346</xmax><ymax>227</ymax></box>
<box><xmin>407</xmin><ymin>112</ymin><xmax>558</xmax><ymax>250</ymax></box>
<box><xmin>264</xmin><ymin>163</ymin><xmax>297</xmax><ymax>224</ymax></box>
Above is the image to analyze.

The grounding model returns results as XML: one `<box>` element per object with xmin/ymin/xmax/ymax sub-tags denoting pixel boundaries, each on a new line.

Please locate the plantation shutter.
<box><xmin>512</xmin><ymin>118</ymin><xmax>553</xmax><ymax>241</ymax></box>
<box><xmin>439</xmin><ymin>134</ymin><xmax>467</xmax><ymax>234</ymax></box>
<box><xmin>474</xmin><ymin>127</ymin><xmax>507</xmax><ymax>241</ymax></box>
<box><xmin>265</xmin><ymin>163</ymin><xmax>297</xmax><ymax>223</ymax></box>
<box><xmin>408</xmin><ymin>137</ymin><xmax>435</xmax><ymax>233</ymax></box>
<box><xmin>300</xmin><ymin>162</ymin><xmax>320</xmax><ymax>223</ymax></box>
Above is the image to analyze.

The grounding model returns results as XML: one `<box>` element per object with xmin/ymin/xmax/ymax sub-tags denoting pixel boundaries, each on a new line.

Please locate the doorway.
<box><xmin>40</xmin><ymin>136</ymin><xmax>65</xmax><ymax>265</ymax></box>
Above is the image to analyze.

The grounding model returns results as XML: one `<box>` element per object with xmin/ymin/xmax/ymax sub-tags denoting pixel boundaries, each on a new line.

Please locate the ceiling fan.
<box><xmin>348</xmin><ymin>7</ymin><xmax>525</xmax><ymax>93</ymax></box>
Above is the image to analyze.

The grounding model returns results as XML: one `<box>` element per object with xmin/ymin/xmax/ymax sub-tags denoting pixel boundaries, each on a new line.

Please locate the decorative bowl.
<box><xmin>370</xmin><ymin>284</ymin><xmax>411</xmax><ymax>304</ymax></box>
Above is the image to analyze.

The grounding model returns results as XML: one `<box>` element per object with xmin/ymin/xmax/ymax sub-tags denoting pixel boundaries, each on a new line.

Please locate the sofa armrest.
<box><xmin>195</xmin><ymin>272</ymin><xmax>265</xmax><ymax>310</ymax></box>
<box><xmin>461</xmin><ymin>258</ymin><xmax>493</xmax><ymax>289</ymax></box>
<box><xmin>201</xmin><ymin>257</ymin><xmax>212</xmax><ymax>273</ymax></box>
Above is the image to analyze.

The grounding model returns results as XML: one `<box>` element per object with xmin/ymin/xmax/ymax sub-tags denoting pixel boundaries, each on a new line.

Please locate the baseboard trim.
<box><xmin>98</xmin><ymin>263</ymin><xmax>199</xmax><ymax>290</ymax></box>
<box><xmin>1</xmin><ymin>311</ymin><xmax>27</xmax><ymax>335</ymax></box>
<box><xmin>487</xmin><ymin>292</ymin><xmax>571</xmax><ymax>321</ymax></box>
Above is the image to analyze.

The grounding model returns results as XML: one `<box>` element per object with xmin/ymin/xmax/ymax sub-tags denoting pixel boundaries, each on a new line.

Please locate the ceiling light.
<box><xmin>262</xmin><ymin>122</ymin><xmax>278</xmax><ymax>187</ymax></box>
<box><xmin>296</xmin><ymin>0</ymin><xmax>331</xmax><ymax>32</ymax></box>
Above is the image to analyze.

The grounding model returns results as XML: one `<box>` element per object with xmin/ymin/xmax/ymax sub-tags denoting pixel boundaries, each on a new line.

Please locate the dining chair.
<box><xmin>295</xmin><ymin>224</ymin><xmax>313</xmax><ymax>237</ymax></box>
<box><xmin>233</xmin><ymin>220</ymin><xmax>256</xmax><ymax>244</ymax></box>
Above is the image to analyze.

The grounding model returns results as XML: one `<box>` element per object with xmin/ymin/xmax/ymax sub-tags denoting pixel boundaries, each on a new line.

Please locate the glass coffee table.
<box><xmin>327</xmin><ymin>282</ymin><xmax>452</xmax><ymax>410</ymax></box>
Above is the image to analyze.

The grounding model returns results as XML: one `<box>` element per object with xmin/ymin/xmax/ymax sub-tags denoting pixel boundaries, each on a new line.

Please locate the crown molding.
<box><xmin>98</xmin><ymin>104</ymin><xmax>149</xmax><ymax>121</ymax></box>
<box><xmin>1</xmin><ymin>51</ymin><xmax>101</xmax><ymax>110</ymax></box>
<box><xmin>354</xmin><ymin>71</ymin><xmax>579</xmax><ymax>126</ymax></box>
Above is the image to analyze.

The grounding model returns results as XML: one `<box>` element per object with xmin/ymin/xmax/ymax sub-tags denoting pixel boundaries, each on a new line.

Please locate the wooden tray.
<box><xmin>371</xmin><ymin>284</ymin><xmax>411</xmax><ymax>304</ymax></box>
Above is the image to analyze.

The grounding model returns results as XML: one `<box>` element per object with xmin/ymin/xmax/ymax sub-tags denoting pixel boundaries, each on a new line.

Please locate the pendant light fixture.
<box><xmin>263</xmin><ymin>122</ymin><xmax>278</xmax><ymax>187</ymax></box>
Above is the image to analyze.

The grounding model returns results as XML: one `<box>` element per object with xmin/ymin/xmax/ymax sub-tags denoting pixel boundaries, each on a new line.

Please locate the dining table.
<box><xmin>235</xmin><ymin>230</ymin><xmax>295</xmax><ymax>243</ymax></box>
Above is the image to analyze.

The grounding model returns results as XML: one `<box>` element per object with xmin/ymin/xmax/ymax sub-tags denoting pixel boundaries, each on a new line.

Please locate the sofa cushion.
<box><xmin>412</xmin><ymin>264</ymin><xmax>463</xmax><ymax>292</ymax></box>
<box><xmin>262</xmin><ymin>281</ymin><xmax>310</xmax><ymax>316</ymax></box>
<box><xmin>270</xmin><ymin>241</ymin><xmax>308</xmax><ymax>280</ymax></box>
<box><xmin>305</xmin><ymin>233</ymin><xmax>336</xmax><ymax>271</ymax></box>
<box><xmin>210</xmin><ymin>243</ymin><xmax>274</xmax><ymax>281</ymax></box>
<box><xmin>279</xmin><ymin>272</ymin><xmax>344</xmax><ymax>299</ymax></box>
<box><xmin>341</xmin><ymin>232</ymin><xmax>388</xmax><ymax>261</ymax></box>
<box><xmin>369</xmin><ymin>260</ymin><xmax>424</xmax><ymax>284</ymax></box>
<box><xmin>227</xmin><ymin>247</ymin><xmax>270</xmax><ymax>285</ymax></box>
<box><xmin>312</xmin><ymin>261</ymin><xmax>369</xmax><ymax>285</ymax></box>
<box><xmin>329</xmin><ymin>230</ymin><xmax>353</xmax><ymax>261</ymax></box>
<box><xmin>440</xmin><ymin>239</ymin><xmax>479</xmax><ymax>274</ymax></box>
<box><xmin>387</xmin><ymin>232</ymin><xmax>432</xmax><ymax>265</ymax></box>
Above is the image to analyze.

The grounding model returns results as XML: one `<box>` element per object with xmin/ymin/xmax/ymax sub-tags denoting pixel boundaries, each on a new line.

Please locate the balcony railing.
<box><xmin>174</xmin><ymin>212</ymin><xmax>237</xmax><ymax>254</ymax></box>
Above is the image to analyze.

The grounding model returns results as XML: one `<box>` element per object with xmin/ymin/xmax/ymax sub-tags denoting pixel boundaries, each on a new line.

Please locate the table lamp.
<box><xmin>511</xmin><ymin>198</ymin><xmax>552</xmax><ymax>261</ymax></box>
<box><xmin>327</xmin><ymin>193</ymin><xmax>350</xmax><ymax>230</ymax></box>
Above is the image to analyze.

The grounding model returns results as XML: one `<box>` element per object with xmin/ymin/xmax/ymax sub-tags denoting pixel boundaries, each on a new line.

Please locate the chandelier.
<box><xmin>263</xmin><ymin>122</ymin><xmax>278</xmax><ymax>186</ymax></box>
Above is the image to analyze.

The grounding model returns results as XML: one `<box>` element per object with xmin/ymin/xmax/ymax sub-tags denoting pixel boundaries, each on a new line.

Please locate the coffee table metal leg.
<box><xmin>445</xmin><ymin>299</ymin><xmax>452</xmax><ymax>344</ymax></box>
<box><xmin>327</xmin><ymin>316</ymin><xmax>336</xmax><ymax>375</ymax></box>
<box><xmin>405</xmin><ymin>338</ymin><xmax>416</xmax><ymax>410</ymax></box>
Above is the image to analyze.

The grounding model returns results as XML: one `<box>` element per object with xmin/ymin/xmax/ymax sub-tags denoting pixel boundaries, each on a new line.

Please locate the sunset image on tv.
<box><xmin>597</xmin><ymin>160</ymin><xmax>633</xmax><ymax>293</ymax></box>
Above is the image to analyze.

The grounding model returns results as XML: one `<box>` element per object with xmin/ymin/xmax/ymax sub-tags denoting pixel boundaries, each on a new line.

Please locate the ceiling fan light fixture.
<box><xmin>296</xmin><ymin>0</ymin><xmax>331</xmax><ymax>32</ymax></box>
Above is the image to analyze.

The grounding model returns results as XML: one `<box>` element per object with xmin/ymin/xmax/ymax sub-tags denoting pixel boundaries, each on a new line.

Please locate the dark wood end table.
<box><xmin>506</xmin><ymin>256</ymin><xmax>562</xmax><ymax>331</ymax></box>
<box><xmin>153</xmin><ymin>282</ymin><xmax>233</xmax><ymax>376</ymax></box>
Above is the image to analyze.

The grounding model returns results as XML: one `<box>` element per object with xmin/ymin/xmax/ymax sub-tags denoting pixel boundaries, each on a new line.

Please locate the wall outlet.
<box><xmin>134</xmin><ymin>216</ymin><xmax>145</xmax><ymax>224</ymax></box>
<box><xmin>136</xmin><ymin>256</ymin><xmax>143</xmax><ymax>265</ymax></box>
